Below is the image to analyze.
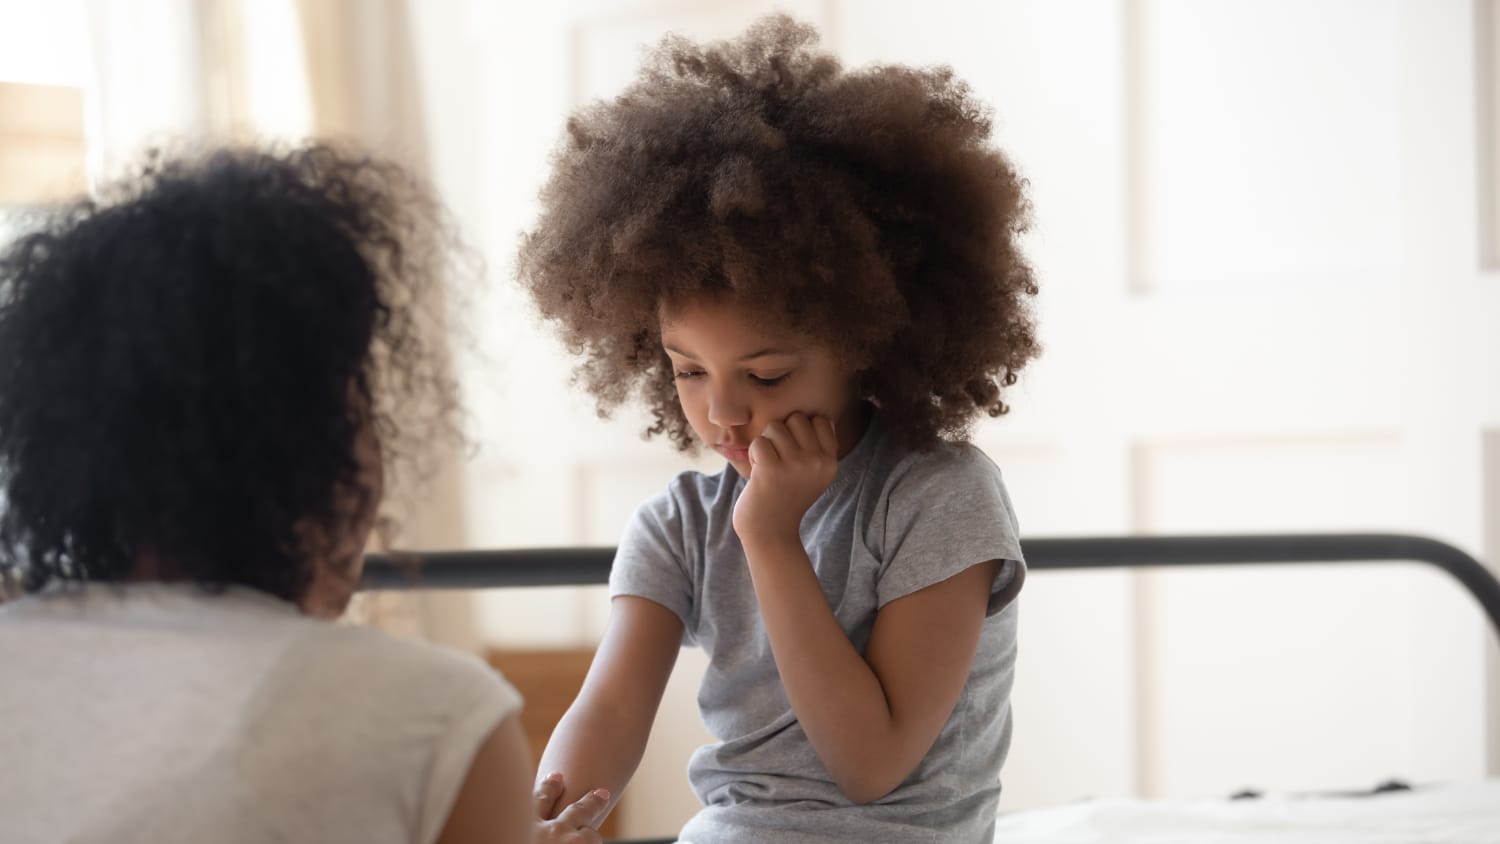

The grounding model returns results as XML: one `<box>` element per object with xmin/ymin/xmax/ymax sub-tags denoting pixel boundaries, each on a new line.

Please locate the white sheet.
<box><xmin>992</xmin><ymin>780</ymin><xmax>1500</xmax><ymax>844</ymax></box>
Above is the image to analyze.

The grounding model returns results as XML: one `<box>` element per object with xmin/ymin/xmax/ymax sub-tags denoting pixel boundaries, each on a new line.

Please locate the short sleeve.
<box><xmin>415</xmin><ymin>664</ymin><xmax>523</xmax><ymax>844</ymax></box>
<box><xmin>608</xmin><ymin>482</ymin><xmax>697</xmax><ymax>639</ymax></box>
<box><xmin>876</xmin><ymin>446</ymin><xmax>1026</xmax><ymax>616</ymax></box>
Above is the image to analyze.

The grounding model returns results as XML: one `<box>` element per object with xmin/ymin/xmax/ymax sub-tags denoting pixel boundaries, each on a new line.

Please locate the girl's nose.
<box><xmin>707</xmin><ymin>385</ymin><xmax>750</xmax><ymax>428</ymax></box>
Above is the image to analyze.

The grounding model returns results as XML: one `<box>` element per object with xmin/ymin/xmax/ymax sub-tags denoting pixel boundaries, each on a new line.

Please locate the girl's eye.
<box><xmin>674</xmin><ymin>370</ymin><xmax>704</xmax><ymax>380</ymax></box>
<box><xmin>750</xmin><ymin>373</ymin><xmax>789</xmax><ymax>387</ymax></box>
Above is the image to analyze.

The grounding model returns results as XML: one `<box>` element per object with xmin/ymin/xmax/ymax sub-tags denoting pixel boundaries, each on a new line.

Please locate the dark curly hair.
<box><xmin>0</xmin><ymin>143</ymin><xmax>461</xmax><ymax>600</ymax></box>
<box><xmin>518</xmin><ymin>14</ymin><xmax>1039</xmax><ymax>450</ymax></box>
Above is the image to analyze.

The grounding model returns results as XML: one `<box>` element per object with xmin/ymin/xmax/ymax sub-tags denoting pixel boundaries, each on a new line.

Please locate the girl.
<box><xmin>0</xmin><ymin>144</ymin><xmax>606</xmax><ymax>844</ymax></box>
<box><xmin>520</xmin><ymin>15</ymin><xmax>1039</xmax><ymax>843</ymax></box>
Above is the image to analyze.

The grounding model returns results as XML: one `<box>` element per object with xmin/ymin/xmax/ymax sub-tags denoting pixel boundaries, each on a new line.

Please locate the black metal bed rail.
<box><xmin>364</xmin><ymin>532</ymin><xmax>1500</xmax><ymax>644</ymax></box>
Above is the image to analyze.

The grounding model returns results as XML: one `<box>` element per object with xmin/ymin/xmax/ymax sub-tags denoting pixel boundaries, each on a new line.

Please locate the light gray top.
<box><xmin>612</xmin><ymin>413</ymin><xmax>1025</xmax><ymax>843</ymax></box>
<box><xmin>0</xmin><ymin>582</ymin><xmax>519</xmax><ymax>844</ymax></box>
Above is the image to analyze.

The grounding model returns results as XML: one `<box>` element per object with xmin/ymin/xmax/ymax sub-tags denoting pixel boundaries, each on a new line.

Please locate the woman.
<box><xmin>0</xmin><ymin>144</ymin><xmax>603</xmax><ymax>844</ymax></box>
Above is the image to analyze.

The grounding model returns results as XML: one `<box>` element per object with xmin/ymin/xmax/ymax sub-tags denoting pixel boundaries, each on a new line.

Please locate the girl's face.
<box><xmin>660</xmin><ymin>295</ymin><xmax>868</xmax><ymax>477</ymax></box>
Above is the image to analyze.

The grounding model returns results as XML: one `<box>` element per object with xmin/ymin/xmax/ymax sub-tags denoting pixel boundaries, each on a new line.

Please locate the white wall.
<box><xmin>0</xmin><ymin>0</ymin><xmax>90</xmax><ymax>88</ymax></box>
<box><xmin>408</xmin><ymin>2</ymin><xmax>1500</xmax><ymax>836</ymax></box>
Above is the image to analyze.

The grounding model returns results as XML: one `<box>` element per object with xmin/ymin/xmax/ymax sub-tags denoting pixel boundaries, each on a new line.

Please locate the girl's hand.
<box><xmin>534</xmin><ymin>772</ymin><xmax>608</xmax><ymax>844</ymax></box>
<box><xmin>732</xmin><ymin>413</ymin><xmax>839</xmax><ymax>548</ymax></box>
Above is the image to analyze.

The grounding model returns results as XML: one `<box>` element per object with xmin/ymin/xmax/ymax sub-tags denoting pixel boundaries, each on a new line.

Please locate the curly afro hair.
<box><xmin>518</xmin><ymin>14</ymin><xmax>1039</xmax><ymax>451</ymax></box>
<box><xmin>0</xmin><ymin>143</ymin><xmax>460</xmax><ymax>601</ymax></box>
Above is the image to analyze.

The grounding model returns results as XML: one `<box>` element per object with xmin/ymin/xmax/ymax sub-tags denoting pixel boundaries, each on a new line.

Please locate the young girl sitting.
<box><xmin>0</xmin><ymin>144</ymin><xmax>607</xmax><ymax>844</ymax></box>
<box><xmin>519</xmin><ymin>15</ymin><xmax>1039</xmax><ymax>843</ymax></box>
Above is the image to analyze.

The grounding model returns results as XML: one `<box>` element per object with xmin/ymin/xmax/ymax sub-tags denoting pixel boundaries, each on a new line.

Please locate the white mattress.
<box><xmin>992</xmin><ymin>780</ymin><xmax>1500</xmax><ymax>844</ymax></box>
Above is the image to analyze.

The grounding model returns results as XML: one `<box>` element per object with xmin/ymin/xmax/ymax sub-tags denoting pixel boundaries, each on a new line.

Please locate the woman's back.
<box><xmin>0</xmin><ymin>583</ymin><xmax>518</xmax><ymax>844</ymax></box>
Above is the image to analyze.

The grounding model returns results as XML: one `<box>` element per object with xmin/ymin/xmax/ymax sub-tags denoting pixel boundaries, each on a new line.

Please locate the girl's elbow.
<box><xmin>832</xmin><ymin>769</ymin><xmax>906</xmax><ymax>805</ymax></box>
<box><xmin>835</xmin><ymin>782</ymin><xmax>890</xmax><ymax>805</ymax></box>
<box><xmin>827</xmin><ymin>732</ymin><xmax>923</xmax><ymax>803</ymax></box>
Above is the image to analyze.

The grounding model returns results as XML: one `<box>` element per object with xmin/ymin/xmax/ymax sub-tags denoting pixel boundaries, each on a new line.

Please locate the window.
<box><xmin>0</xmin><ymin>81</ymin><xmax>86</xmax><ymax>208</ymax></box>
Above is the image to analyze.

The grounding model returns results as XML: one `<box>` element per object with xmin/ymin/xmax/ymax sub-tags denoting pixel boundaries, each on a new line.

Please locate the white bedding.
<box><xmin>992</xmin><ymin>780</ymin><xmax>1500</xmax><ymax>844</ymax></box>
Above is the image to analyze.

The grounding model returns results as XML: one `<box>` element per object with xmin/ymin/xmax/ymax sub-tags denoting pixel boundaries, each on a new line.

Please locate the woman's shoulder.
<box><xmin>308</xmin><ymin>619</ymin><xmax>517</xmax><ymax>703</ymax></box>
<box><xmin>3</xmin><ymin>582</ymin><xmax>520</xmax><ymax>724</ymax></box>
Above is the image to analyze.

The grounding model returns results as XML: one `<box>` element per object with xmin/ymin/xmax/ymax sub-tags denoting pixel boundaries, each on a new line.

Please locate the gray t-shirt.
<box><xmin>611</xmin><ymin>413</ymin><xmax>1025</xmax><ymax>843</ymax></box>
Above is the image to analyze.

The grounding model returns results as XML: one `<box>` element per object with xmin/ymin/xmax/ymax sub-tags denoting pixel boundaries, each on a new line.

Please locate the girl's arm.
<box><xmin>535</xmin><ymin>594</ymin><xmax>684</xmax><ymax>826</ymax></box>
<box><xmin>735</xmin><ymin>413</ymin><xmax>1000</xmax><ymax>803</ymax></box>
<box><xmin>744</xmin><ymin>538</ymin><xmax>997</xmax><ymax>804</ymax></box>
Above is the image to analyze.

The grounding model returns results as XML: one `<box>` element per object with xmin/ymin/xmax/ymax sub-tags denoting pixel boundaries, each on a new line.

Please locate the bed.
<box><xmin>363</xmin><ymin>533</ymin><xmax>1500</xmax><ymax>843</ymax></box>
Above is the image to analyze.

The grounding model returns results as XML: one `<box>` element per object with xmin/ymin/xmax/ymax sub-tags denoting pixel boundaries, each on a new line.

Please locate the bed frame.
<box><xmin>361</xmin><ymin>532</ymin><xmax>1500</xmax><ymax>844</ymax></box>
<box><xmin>364</xmin><ymin>533</ymin><xmax>1500</xmax><ymax>639</ymax></box>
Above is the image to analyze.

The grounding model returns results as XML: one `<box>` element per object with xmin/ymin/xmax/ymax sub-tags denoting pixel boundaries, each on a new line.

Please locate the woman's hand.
<box><xmin>534</xmin><ymin>772</ymin><xmax>609</xmax><ymax>844</ymax></box>
<box><xmin>731</xmin><ymin>413</ymin><xmax>839</xmax><ymax>548</ymax></box>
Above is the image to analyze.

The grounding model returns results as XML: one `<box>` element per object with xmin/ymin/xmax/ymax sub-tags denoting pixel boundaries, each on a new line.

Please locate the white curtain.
<box><xmin>79</xmin><ymin>0</ymin><xmax>478</xmax><ymax>649</ymax></box>
<box><xmin>82</xmin><ymin>0</ymin><xmax>311</xmax><ymax>174</ymax></box>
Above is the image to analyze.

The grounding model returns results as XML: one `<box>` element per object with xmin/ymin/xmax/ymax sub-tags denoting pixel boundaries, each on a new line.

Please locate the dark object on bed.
<box><xmin>1230</xmin><ymin>778</ymin><xmax>1413</xmax><ymax>801</ymax></box>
